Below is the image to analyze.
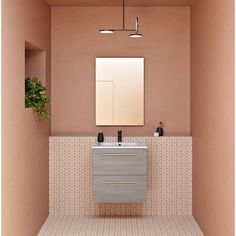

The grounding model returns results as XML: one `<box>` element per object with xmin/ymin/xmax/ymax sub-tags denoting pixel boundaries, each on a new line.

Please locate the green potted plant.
<box><xmin>25</xmin><ymin>77</ymin><xmax>51</xmax><ymax>121</ymax></box>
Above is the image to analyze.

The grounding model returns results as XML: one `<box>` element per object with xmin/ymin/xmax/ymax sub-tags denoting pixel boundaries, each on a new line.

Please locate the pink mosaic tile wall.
<box><xmin>49</xmin><ymin>137</ymin><xmax>192</xmax><ymax>215</ymax></box>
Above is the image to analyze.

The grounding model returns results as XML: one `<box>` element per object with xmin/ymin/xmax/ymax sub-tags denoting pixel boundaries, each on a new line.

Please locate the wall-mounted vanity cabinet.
<box><xmin>92</xmin><ymin>142</ymin><xmax>147</xmax><ymax>203</ymax></box>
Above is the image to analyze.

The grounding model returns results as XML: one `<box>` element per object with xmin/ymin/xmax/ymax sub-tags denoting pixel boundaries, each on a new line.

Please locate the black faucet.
<box><xmin>118</xmin><ymin>130</ymin><xmax>122</xmax><ymax>142</ymax></box>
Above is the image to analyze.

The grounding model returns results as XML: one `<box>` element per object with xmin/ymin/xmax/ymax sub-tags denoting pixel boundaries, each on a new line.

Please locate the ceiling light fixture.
<box><xmin>99</xmin><ymin>0</ymin><xmax>143</xmax><ymax>38</ymax></box>
<box><xmin>129</xmin><ymin>17</ymin><xmax>143</xmax><ymax>38</ymax></box>
<box><xmin>99</xmin><ymin>29</ymin><xmax>115</xmax><ymax>34</ymax></box>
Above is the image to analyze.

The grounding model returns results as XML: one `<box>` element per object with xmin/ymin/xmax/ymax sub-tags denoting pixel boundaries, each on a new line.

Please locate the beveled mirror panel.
<box><xmin>96</xmin><ymin>57</ymin><xmax>144</xmax><ymax>126</ymax></box>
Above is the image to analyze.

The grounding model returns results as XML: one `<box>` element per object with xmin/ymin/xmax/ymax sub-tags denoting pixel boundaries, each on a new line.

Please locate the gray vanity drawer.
<box><xmin>93</xmin><ymin>175</ymin><xmax>146</xmax><ymax>203</ymax></box>
<box><xmin>93</xmin><ymin>149</ymin><xmax>146</xmax><ymax>176</ymax></box>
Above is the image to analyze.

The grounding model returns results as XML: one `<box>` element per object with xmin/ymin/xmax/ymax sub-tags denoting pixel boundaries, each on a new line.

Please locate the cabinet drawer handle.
<box><xmin>103</xmin><ymin>182</ymin><xmax>137</xmax><ymax>184</ymax></box>
<box><xmin>103</xmin><ymin>153</ymin><xmax>136</xmax><ymax>156</ymax></box>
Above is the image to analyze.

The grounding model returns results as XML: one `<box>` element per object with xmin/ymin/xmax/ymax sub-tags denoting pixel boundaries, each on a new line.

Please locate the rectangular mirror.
<box><xmin>96</xmin><ymin>57</ymin><xmax>144</xmax><ymax>126</ymax></box>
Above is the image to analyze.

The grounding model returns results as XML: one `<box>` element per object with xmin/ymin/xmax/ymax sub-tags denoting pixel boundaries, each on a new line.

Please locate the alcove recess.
<box><xmin>25</xmin><ymin>41</ymin><xmax>46</xmax><ymax>107</ymax></box>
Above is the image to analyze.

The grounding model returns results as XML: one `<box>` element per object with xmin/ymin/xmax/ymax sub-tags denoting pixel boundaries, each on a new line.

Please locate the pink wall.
<box><xmin>191</xmin><ymin>0</ymin><xmax>234</xmax><ymax>235</ymax></box>
<box><xmin>25</xmin><ymin>49</ymin><xmax>46</xmax><ymax>84</ymax></box>
<box><xmin>2</xmin><ymin>0</ymin><xmax>51</xmax><ymax>235</ymax></box>
<box><xmin>51</xmin><ymin>7</ymin><xmax>190</xmax><ymax>136</ymax></box>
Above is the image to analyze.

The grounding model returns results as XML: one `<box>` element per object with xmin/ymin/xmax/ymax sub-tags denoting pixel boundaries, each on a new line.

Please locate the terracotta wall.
<box><xmin>51</xmin><ymin>7</ymin><xmax>190</xmax><ymax>136</ymax></box>
<box><xmin>2</xmin><ymin>0</ymin><xmax>51</xmax><ymax>235</ymax></box>
<box><xmin>25</xmin><ymin>49</ymin><xmax>46</xmax><ymax>84</ymax></box>
<box><xmin>191</xmin><ymin>0</ymin><xmax>234</xmax><ymax>235</ymax></box>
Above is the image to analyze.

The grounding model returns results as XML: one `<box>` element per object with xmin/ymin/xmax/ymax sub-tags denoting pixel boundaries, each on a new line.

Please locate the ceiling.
<box><xmin>45</xmin><ymin>0</ymin><xmax>195</xmax><ymax>7</ymax></box>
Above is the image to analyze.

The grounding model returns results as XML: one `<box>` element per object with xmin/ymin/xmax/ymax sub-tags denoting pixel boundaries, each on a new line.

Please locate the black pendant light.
<box><xmin>99</xmin><ymin>0</ymin><xmax>143</xmax><ymax>38</ymax></box>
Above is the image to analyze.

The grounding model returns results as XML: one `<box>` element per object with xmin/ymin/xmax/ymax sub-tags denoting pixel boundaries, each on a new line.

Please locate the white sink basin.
<box><xmin>99</xmin><ymin>142</ymin><xmax>138</xmax><ymax>146</ymax></box>
<box><xmin>92</xmin><ymin>142</ymin><xmax>147</xmax><ymax>149</ymax></box>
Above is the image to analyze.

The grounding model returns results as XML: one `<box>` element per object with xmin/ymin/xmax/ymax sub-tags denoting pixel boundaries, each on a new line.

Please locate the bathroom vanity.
<box><xmin>92</xmin><ymin>142</ymin><xmax>147</xmax><ymax>203</ymax></box>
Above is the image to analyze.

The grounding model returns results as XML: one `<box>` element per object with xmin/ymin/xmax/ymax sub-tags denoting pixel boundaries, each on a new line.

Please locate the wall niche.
<box><xmin>25</xmin><ymin>41</ymin><xmax>46</xmax><ymax>85</ymax></box>
<box><xmin>25</xmin><ymin>41</ymin><xmax>50</xmax><ymax>120</ymax></box>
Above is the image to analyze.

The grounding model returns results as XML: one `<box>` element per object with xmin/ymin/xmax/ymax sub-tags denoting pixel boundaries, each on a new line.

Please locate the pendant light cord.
<box><xmin>122</xmin><ymin>0</ymin><xmax>125</xmax><ymax>30</ymax></box>
<box><xmin>136</xmin><ymin>17</ymin><xmax>138</xmax><ymax>33</ymax></box>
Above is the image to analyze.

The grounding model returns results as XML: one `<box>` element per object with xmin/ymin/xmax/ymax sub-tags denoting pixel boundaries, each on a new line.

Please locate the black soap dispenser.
<box><xmin>156</xmin><ymin>122</ymin><xmax>164</xmax><ymax>136</ymax></box>
<box><xmin>97</xmin><ymin>132</ymin><xmax>104</xmax><ymax>143</ymax></box>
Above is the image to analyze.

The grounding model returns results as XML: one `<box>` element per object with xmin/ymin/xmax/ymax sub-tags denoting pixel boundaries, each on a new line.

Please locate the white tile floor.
<box><xmin>38</xmin><ymin>215</ymin><xmax>204</xmax><ymax>236</ymax></box>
